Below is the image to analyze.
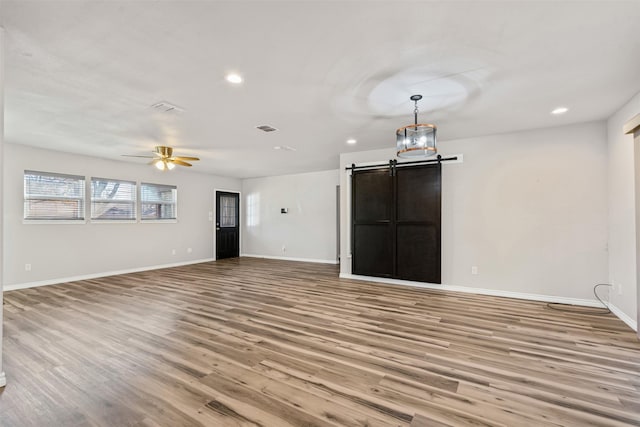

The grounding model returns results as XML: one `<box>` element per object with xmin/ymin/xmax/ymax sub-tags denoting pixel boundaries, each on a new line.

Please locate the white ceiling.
<box><xmin>2</xmin><ymin>1</ymin><xmax>640</xmax><ymax>178</ymax></box>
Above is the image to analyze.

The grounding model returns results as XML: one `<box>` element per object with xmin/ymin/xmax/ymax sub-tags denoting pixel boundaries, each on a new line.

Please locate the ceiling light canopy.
<box><xmin>226</xmin><ymin>73</ymin><xmax>243</xmax><ymax>84</ymax></box>
<box><xmin>551</xmin><ymin>106</ymin><xmax>569</xmax><ymax>115</ymax></box>
<box><xmin>396</xmin><ymin>95</ymin><xmax>437</xmax><ymax>158</ymax></box>
<box><xmin>347</xmin><ymin>138</ymin><xmax>357</xmax><ymax>145</ymax></box>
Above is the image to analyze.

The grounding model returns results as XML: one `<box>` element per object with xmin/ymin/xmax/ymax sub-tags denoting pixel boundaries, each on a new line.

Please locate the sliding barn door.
<box><xmin>352</xmin><ymin>169</ymin><xmax>394</xmax><ymax>277</ymax></box>
<box><xmin>396</xmin><ymin>165</ymin><xmax>441</xmax><ymax>283</ymax></box>
<box><xmin>351</xmin><ymin>164</ymin><xmax>441</xmax><ymax>283</ymax></box>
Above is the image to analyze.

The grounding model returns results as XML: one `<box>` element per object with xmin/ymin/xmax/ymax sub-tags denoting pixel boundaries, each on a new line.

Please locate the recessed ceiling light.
<box><xmin>226</xmin><ymin>73</ymin><xmax>243</xmax><ymax>84</ymax></box>
<box><xmin>347</xmin><ymin>138</ymin><xmax>357</xmax><ymax>145</ymax></box>
<box><xmin>551</xmin><ymin>107</ymin><xmax>569</xmax><ymax>115</ymax></box>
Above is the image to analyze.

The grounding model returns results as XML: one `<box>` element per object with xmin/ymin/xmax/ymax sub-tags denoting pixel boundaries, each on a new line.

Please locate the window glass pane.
<box><xmin>24</xmin><ymin>199</ymin><xmax>84</xmax><ymax>220</ymax></box>
<box><xmin>220</xmin><ymin>195</ymin><xmax>236</xmax><ymax>227</ymax></box>
<box><xmin>141</xmin><ymin>183</ymin><xmax>177</xmax><ymax>220</ymax></box>
<box><xmin>91</xmin><ymin>178</ymin><xmax>136</xmax><ymax>220</ymax></box>
<box><xmin>24</xmin><ymin>171</ymin><xmax>85</xmax><ymax>220</ymax></box>
<box><xmin>141</xmin><ymin>203</ymin><xmax>176</xmax><ymax>220</ymax></box>
<box><xmin>141</xmin><ymin>184</ymin><xmax>176</xmax><ymax>203</ymax></box>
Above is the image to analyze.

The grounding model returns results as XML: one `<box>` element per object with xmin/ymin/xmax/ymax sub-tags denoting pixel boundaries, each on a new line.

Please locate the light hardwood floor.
<box><xmin>0</xmin><ymin>257</ymin><xmax>639</xmax><ymax>426</ymax></box>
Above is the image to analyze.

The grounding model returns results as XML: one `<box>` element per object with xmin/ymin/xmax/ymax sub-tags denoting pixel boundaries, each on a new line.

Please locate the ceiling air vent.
<box><xmin>256</xmin><ymin>125</ymin><xmax>278</xmax><ymax>132</ymax></box>
<box><xmin>151</xmin><ymin>101</ymin><xmax>185</xmax><ymax>114</ymax></box>
<box><xmin>274</xmin><ymin>145</ymin><xmax>296</xmax><ymax>152</ymax></box>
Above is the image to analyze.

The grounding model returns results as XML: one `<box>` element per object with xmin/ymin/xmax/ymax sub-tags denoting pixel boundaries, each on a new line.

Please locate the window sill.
<box><xmin>23</xmin><ymin>219</ymin><xmax>87</xmax><ymax>225</ymax></box>
<box><xmin>90</xmin><ymin>220</ymin><xmax>138</xmax><ymax>224</ymax></box>
<box><xmin>140</xmin><ymin>219</ymin><xmax>178</xmax><ymax>224</ymax></box>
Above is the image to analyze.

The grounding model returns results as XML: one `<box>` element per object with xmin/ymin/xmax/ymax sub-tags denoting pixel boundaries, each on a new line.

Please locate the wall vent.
<box><xmin>256</xmin><ymin>125</ymin><xmax>278</xmax><ymax>132</ymax></box>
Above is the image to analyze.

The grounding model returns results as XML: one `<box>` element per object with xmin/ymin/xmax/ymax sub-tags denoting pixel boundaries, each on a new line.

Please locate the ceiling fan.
<box><xmin>122</xmin><ymin>146</ymin><xmax>200</xmax><ymax>170</ymax></box>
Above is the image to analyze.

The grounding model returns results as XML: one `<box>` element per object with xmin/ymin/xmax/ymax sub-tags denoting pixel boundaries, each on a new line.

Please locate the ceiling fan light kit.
<box><xmin>123</xmin><ymin>145</ymin><xmax>200</xmax><ymax>171</ymax></box>
<box><xmin>396</xmin><ymin>94</ymin><xmax>437</xmax><ymax>158</ymax></box>
<box><xmin>154</xmin><ymin>159</ymin><xmax>176</xmax><ymax>170</ymax></box>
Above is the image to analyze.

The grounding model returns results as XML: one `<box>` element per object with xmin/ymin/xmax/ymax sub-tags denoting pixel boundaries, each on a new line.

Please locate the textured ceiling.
<box><xmin>2</xmin><ymin>1</ymin><xmax>640</xmax><ymax>178</ymax></box>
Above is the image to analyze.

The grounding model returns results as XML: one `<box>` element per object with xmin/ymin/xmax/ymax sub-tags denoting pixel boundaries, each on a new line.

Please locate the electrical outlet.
<box><xmin>282</xmin><ymin>245</ymin><xmax>286</xmax><ymax>253</ymax></box>
<box><xmin>171</xmin><ymin>249</ymin><xmax>176</xmax><ymax>255</ymax></box>
<box><xmin>471</xmin><ymin>266</ymin><xmax>478</xmax><ymax>275</ymax></box>
<box><xmin>187</xmin><ymin>248</ymin><xmax>192</xmax><ymax>253</ymax></box>
<box><xmin>25</xmin><ymin>263</ymin><xmax>31</xmax><ymax>272</ymax></box>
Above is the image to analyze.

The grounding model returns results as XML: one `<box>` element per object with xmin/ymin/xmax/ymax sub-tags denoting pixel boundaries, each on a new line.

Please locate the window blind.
<box><xmin>24</xmin><ymin>170</ymin><xmax>85</xmax><ymax>220</ymax></box>
<box><xmin>91</xmin><ymin>178</ymin><xmax>136</xmax><ymax>220</ymax></box>
<box><xmin>140</xmin><ymin>183</ymin><xmax>177</xmax><ymax>220</ymax></box>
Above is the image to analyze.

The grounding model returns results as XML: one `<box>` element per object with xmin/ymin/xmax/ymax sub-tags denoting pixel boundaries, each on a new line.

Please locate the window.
<box><xmin>24</xmin><ymin>170</ymin><xmax>85</xmax><ymax>221</ymax></box>
<box><xmin>220</xmin><ymin>195</ymin><xmax>237</xmax><ymax>227</ymax></box>
<box><xmin>246</xmin><ymin>193</ymin><xmax>260</xmax><ymax>227</ymax></box>
<box><xmin>140</xmin><ymin>183</ymin><xmax>177</xmax><ymax>220</ymax></box>
<box><xmin>91</xmin><ymin>178</ymin><xmax>136</xmax><ymax>221</ymax></box>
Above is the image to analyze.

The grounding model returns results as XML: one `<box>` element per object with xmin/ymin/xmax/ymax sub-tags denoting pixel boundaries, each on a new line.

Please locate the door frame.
<box><xmin>213</xmin><ymin>188</ymin><xmax>241</xmax><ymax>260</ymax></box>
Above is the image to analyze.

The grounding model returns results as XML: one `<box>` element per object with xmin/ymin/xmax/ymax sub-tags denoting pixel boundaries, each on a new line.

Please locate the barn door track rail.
<box><xmin>345</xmin><ymin>155</ymin><xmax>458</xmax><ymax>175</ymax></box>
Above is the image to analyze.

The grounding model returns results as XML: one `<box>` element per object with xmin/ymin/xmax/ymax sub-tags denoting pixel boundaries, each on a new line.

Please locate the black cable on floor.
<box><xmin>546</xmin><ymin>283</ymin><xmax>612</xmax><ymax>315</ymax></box>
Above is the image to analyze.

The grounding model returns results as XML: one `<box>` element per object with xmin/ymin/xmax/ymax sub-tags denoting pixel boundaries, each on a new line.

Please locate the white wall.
<box><xmin>242</xmin><ymin>169</ymin><xmax>339</xmax><ymax>263</ymax></box>
<box><xmin>607</xmin><ymin>90</ymin><xmax>640</xmax><ymax>327</ymax></box>
<box><xmin>3</xmin><ymin>143</ymin><xmax>241</xmax><ymax>287</ymax></box>
<box><xmin>340</xmin><ymin>122</ymin><xmax>609</xmax><ymax>301</ymax></box>
<box><xmin>0</xmin><ymin>26</ymin><xmax>6</xmax><ymax>388</ymax></box>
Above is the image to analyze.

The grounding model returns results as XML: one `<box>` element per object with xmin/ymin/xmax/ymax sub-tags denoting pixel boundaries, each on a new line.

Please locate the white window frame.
<box><xmin>140</xmin><ymin>182</ymin><xmax>178</xmax><ymax>223</ymax></box>
<box><xmin>90</xmin><ymin>177</ymin><xmax>137</xmax><ymax>223</ymax></box>
<box><xmin>23</xmin><ymin>170</ymin><xmax>86</xmax><ymax>224</ymax></box>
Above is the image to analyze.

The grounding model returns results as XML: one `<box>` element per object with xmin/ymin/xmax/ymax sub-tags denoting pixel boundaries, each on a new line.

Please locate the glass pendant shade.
<box><xmin>396</xmin><ymin>123</ymin><xmax>437</xmax><ymax>158</ymax></box>
<box><xmin>396</xmin><ymin>94</ymin><xmax>437</xmax><ymax>158</ymax></box>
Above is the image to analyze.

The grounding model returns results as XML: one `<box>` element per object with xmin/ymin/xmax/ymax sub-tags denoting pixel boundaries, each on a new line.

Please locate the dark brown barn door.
<box><xmin>352</xmin><ymin>169</ymin><xmax>394</xmax><ymax>277</ymax></box>
<box><xmin>216</xmin><ymin>191</ymin><xmax>240</xmax><ymax>259</ymax></box>
<box><xmin>351</xmin><ymin>164</ymin><xmax>441</xmax><ymax>283</ymax></box>
<box><xmin>395</xmin><ymin>165</ymin><xmax>441</xmax><ymax>283</ymax></box>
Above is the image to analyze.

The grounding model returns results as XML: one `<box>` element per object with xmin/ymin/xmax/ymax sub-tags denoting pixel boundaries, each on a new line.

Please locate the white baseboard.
<box><xmin>339</xmin><ymin>273</ymin><xmax>606</xmax><ymax>308</ymax></box>
<box><xmin>0</xmin><ymin>371</ymin><xmax>6</xmax><ymax>387</ymax></box>
<box><xmin>241</xmin><ymin>253</ymin><xmax>339</xmax><ymax>265</ymax></box>
<box><xmin>609</xmin><ymin>303</ymin><xmax>638</xmax><ymax>332</ymax></box>
<box><xmin>3</xmin><ymin>258</ymin><xmax>215</xmax><ymax>292</ymax></box>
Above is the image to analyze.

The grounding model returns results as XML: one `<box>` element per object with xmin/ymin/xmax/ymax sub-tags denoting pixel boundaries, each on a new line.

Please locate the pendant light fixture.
<box><xmin>396</xmin><ymin>94</ymin><xmax>437</xmax><ymax>158</ymax></box>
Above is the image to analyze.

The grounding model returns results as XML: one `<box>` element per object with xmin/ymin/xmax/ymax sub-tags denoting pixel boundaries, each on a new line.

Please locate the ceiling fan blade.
<box><xmin>122</xmin><ymin>155</ymin><xmax>156</xmax><ymax>158</ymax></box>
<box><xmin>171</xmin><ymin>159</ymin><xmax>192</xmax><ymax>167</ymax></box>
<box><xmin>170</xmin><ymin>156</ymin><xmax>200</xmax><ymax>161</ymax></box>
